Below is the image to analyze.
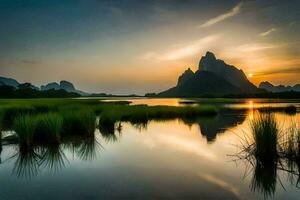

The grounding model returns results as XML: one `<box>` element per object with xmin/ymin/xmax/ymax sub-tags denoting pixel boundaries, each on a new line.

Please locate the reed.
<box><xmin>250</xmin><ymin>112</ymin><xmax>279</xmax><ymax>164</ymax></box>
<box><xmin>61</xmin><ymin>109</ymin><xmax>96</xmax><ymax>136</ymax></box>
<box><xmin>34</xmin><ymin>113</ymin><xmax>63</xmax><ymax>144</ymax></box>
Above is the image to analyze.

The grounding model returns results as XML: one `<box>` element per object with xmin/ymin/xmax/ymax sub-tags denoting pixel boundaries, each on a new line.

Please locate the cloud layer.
<box><xmin>142</xmin><ymin>35</ymin><xmax>220</xmax><ymax>61</ymax></box>
<box><xmin>199</xmin><ymin>2</ymin><xmax>242</xmax><ymax>28</ymax></box>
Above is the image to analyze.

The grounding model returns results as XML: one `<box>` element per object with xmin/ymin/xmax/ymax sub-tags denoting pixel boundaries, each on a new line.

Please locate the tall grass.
<box><xmin>236</xmin><ymin>111</ymin><xmax>300</xmax><ymax>196</ymax></box>
<box><xmin>281</xmin><ymin>123</ymin><xmax>300</xmax><ymax>162</ymax></box>
<box><xmin>14</xmin><ymin>113</ymin><xmax>63</xmax><ymax>146</ymax></box>
<box><xmin>251</xmin><ymin>112</ymin><xmax>279</xmax><ymax>164</ymax></box>
<box><xmin>99</xmin><ymin>105</ymin><xmax>217</xmax><ymax>124</ymax></box>
<box><xmin>14</xmin><ymin>115</ymin><xmax>36</xmax><ymax>147</ymax></box>
<box><xmin>61</xmin><ymin>110</ymin><xmax>96</xmax><ymax>136</ymax></box>
<box><xmin>35</xmin><ymin>113</ymin><xmax>63</xmax><ymax>144</ymax></box>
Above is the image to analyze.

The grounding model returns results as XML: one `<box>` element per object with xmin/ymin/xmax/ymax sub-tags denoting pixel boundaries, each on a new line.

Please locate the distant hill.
<box><xmin>0</xmin><ymin>76</ymin><xmax>20</xmax><ymax>88</ymax></box>
<box><xmin>0</xmin><ymin>85</ymin><xmax>80</xmax><ymax>98</ymax></box>
<box><xmin>0</xmin><ymin>76</ymin><xmax>90</xmax><ymax>96</ymax></box>
<box><xmin>259</xmin><ymin>81</ymin><xmax>300</xmax><ymax>92</ymax></box>
<box><xmin>41</xmin><ymin>80</ymin><xmax>89</xmax><ymax>96</ymax></box>
<box><xmin>159</xmin><ymin>51</ymin><xmax>262</xmax><ymax>97</ymax></box>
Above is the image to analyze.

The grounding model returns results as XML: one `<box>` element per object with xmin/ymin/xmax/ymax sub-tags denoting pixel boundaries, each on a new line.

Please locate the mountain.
<box><xmin>159</xmin><ymin>51</ymin><xmax>262</xmax><ymax>97</ymax></box>
<box><xmin>41</xmin><ymin>80</ymin><xmax>89</xmax><ymax>96</ymax></box>
<box><xmin>259</xmin><ymin>81</ymin><xmax>300</xmax><ymax>92</ymax></box>
<box><xmin>60</xmin><ymin>80</ymin><xmax>76</xmax><ymax>92</ymax></box>
<box><xmin>41</xmin><ymin>82</ymin><xmax>60</xmax><ymax>90</ymax></box>
<box><xmin>0</xmin><ymin>76</ymin><xmax>20</xmax><ymax>88</ymax></box>
<box><xmin>0</xmin><ymin>76</ymin><xmax>90</xmax><ymax>96</ymax></box>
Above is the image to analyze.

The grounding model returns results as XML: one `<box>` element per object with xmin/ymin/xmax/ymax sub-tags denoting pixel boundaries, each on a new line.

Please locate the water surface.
<box><xmin>0</xmin><ymin>98</ymin><xmax>300</xmax><ymax>200</ymax></box>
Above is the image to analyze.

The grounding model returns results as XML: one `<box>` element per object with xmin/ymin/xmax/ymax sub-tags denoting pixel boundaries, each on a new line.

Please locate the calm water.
<box><xmin>0</xmin><ymin>98</ymin><xmax>300</xmax><ymax>200</ymax></box>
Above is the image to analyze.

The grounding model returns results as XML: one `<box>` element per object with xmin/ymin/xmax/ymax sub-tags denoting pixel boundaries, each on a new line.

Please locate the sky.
<box><xmin>0</xmin><ymin>0</ymin><xmax>300</xmax><ymax>94</ymax></box>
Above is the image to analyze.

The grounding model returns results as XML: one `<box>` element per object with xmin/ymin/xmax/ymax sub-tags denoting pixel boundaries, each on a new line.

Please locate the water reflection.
<box><xmin>0</xmin><ymin>99</ymin><xmax>299</xmax><ymax>199</ymax></box>
<box><xmin>197</xmin><ymin>109</ymin><xmax>247</xmax><ymax>143</ymax></box>
<box><xmin>1</xmin><ymin>130</ymin><xmax>101</xmax><ymax>179</ymax></box>
<box><xmin>238</xmin><ymin>155</ymin><xmax>300</xmax><ymax>199</ymax></box>
<box><xmin>250</xmin><ymin>159</ymin><xmax>278</xmax><ymax>199</ymax></box>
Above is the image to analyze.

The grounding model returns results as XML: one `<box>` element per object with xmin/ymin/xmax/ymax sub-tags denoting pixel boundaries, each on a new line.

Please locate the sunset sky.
<box><xmin>0</xmin><ymin>0</ymin><xmax>299</xmax><ymax>94</ymax></box>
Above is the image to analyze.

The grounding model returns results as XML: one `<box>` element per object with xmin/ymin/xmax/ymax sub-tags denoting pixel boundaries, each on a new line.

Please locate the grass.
<box><xmin>2</xmin><ymin>98</ymin><xmax>218</xmax><ymax>178</ymax></box>
<box><xmin>281</xmin><ymin>123</ymin><xmax>300</xmax><ymax>162</ymax></box>
<box><xmin>2</xmin><ymin>98</ymin><xmax>218</xmax><ymax>160</ymax></box>
<box><xmin>258</xmin><ymin>105</ymin><xmax>297</xmax><ymax>115</ymax></box>
<box><xmin>3</xmin><ymin>98</ymin><xmax>217</xmax><ymax>147</ymax></box>
<box><xmin>99</xmin><ymin>105</ymin><xmax>217</xmax><ymax>123</ymax></box>
<box><xmin>61</xmin><ymin>109</ymin><xmax>96</xmax><ymax>136</ymax></box>
<box><xmin>13</xmin><ymin>115</ymin><xmax>37</xmax><ymax>147</ymax></box>
<box><xmin>250</xmin><ymin>112</ymin><xmax>279</xmax><ymax>164</ymax></box>
<box><xmin>98</xmin><ymin>105</ymin><xmax>217</xmax><ymax>134</ymax></box>
<box><xmin>234</xmin><ymin>111</ymin><xmax>300</xmax><ymax>197</ymax></box>
<box><xmin>34</xmin><ymin>113</ymin><xmax>63</xmax><ymax>144</ymax></box>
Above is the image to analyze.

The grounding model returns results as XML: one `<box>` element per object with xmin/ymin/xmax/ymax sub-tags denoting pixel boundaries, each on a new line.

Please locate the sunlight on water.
<box><xmin>0</xmin><ymin>98</ymin><xmax>299</xmax><ymax>199</ymax></box>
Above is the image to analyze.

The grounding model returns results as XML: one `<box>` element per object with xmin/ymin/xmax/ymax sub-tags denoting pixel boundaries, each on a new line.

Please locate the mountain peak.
<box><xmin>205</xmin><ymin>51</ymin><xmax>216</xmax><ymax>60</ymax></box>
<box><xmin>177</xmin><ymin>67</ymin><xmax>194</xmax><ymax>86</ymax></box>
<box><xmin>60</xmin><ymin>80</ymin><xmax>75</xmax><ymax>92</ymax></box>
<box><xmin>159</xmin><ymin>51</ymin><xmax>261</xmax><ymax>96</ymax></box>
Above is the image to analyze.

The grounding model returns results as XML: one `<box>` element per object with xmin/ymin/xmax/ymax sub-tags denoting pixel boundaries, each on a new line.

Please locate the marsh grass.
<box><xmin>280</xmin><ymin>123</ymin><xmax>300</xmax><ymax>162</ymax></box>
<box><xmin>61</xmin><ymin>109</ymin><xmax>96</xmax><ymax>136</ymax></box>
<box><xmin>251</xmin><ymin>112</ymin><xmax>279</xmax><ymax>164</ymax></box>
<box><xmin>98</xmin><ymin>105</ymin><xmax>217</xmax><ymax>135</ymax></box>
<box><xmin>14</xmin><ymin>114</ymin><xmax>37</xmax><ymax>147</ymax></box>
<box><xmin>6</xmin><ymin>99</ymin><xmax>217</xmax><ymax>151</ymax></box>
<box><xmin>235</xmin><ymin>111</ymin><xmax>300</xmax><ymax>197</ymax></box>
<box><xmin>34</xmin><ymin>113</ymin><xmax>63</xmax><ymax>144</ymax></box>
<box><xmin>99</xmin><ymin>105</ymin><xmax>217</xmax><ymax>124</ymax></box>
<box><xmin>13</xmin><ymin>113</ymin><xmax>63</xmax><ymax>146</ymax></box>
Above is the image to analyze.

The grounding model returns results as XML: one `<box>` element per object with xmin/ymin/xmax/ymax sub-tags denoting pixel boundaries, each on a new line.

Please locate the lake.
<box><xmin>0</xmin><ymin>98</ymin><xmax>300</xmax><ymax>200</ymax></box>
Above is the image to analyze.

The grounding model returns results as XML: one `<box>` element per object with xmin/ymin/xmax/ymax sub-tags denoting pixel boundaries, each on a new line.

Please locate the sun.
<box><xmin>248</xmin><ymin>73</ymin><xmax>253</xmax><ymax>78</ymax></box>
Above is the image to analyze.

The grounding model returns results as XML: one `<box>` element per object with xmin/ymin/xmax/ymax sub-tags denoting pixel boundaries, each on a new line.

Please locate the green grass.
<box><xmin>34</xmin><ymin>113</ymin><xmax>63</xmax><ymax>144</ymax></box>
<box><xmin>13</xmin><ymin>113</ymin><xmax>63</xmax><ymax>146</ymax></box>
<box><xmin>3</xmin><ymin>98</ymin><xmax>218</xmax><ymax>148</ymax></box>
<box><xmin>61</xmin><ymin>109</ymin><xmax>96</xmax><ymax>136</ymax></box>
<box><xmin>13</xmin><ymin>114</ymin><xmax>37</xmax><ymax>147</ymax></box>
<box><xmin>99</xmin><ymin>105</ymin><xmax>217</xmax><ymax>123</ymax></box>
<box><xmin>98</xmin><ymin>105</ymin><xmax>217</xmax><ymax>134</ymax></box>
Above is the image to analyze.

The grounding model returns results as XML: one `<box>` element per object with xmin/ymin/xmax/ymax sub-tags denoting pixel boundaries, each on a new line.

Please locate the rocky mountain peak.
<box><xmin>205</xmin><ymin>51</ymin><xmax>216</xmax><ymax>60</ymax></box>
<box><xmin>197</xmin><ymin>51</ymin><xmax>258</xmax><ymax>92</ymax></box>
<box><xmin>177</xmin><ymin>68</ymin><xmax>195</xmax><ymax>86</ymax></box>
<box><xmin>60</xmin><ymin>80</ymin><xmax>75</xmax><ymax>92</ymax></box>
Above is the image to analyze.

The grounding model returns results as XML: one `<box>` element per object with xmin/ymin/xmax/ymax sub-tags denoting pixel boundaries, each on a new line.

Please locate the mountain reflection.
<box><xmin>98</xmin><ymin>108</ymin><xmax>247</xmax><ymax>144</ymax></box>
<box><xmin>197</xmin><ymin>109</ymin><xmax>247</xmax><ymax>143</ymax></box>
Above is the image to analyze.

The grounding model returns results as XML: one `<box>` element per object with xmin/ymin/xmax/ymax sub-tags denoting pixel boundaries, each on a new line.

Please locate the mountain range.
<box><xmin>158</xmin><ymin>51</ymin><xmax>263</xmax><ymax>97</ymax></box>
<box><xmin>0</xmin><ymin>77</ymin><xmax>88</xmax><ymax>96</ymax></box>
<box><xmin>259</xmin><ymin>81</ymin><xmax>300</xmax><ymax>92</ymax></box>
<box><xmin>1</xmin><ymin>51</ymin><xmax>299</xmax><ymax>98</ymax></box>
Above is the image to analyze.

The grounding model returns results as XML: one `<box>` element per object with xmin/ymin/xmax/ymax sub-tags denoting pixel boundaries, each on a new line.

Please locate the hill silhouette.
<box><xmin>159</xmin><ymin>51</ymin><xmax>263</xmax><ymax>97</ymax></box>
<box><xmin>259</xmin><ymin>81</ymin><xmax>300</xmax><ymax>92</ymax></box>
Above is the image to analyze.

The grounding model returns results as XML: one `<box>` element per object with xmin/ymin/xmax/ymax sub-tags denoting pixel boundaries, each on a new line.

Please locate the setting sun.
<box><xmin>248</xmin><ymin>73</ymin><xmax>253</xmax><ymax>78</ymax></box>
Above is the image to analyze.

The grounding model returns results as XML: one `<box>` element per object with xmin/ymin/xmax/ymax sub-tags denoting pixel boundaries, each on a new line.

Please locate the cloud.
<box><xmin>141</xmin><ymin>34</ymin><xmax>220</xmax><ymax>61</ymax></box>
<box><xmin>259</xmin><ymin>28</ymin><xmax>276</xmax><ymax>36</ymax></box>
<box><xmin>199</xmin><ymin>2</ymin><xmax>242</xmax><ymax>28</ymax></box>
<box><xmin>257</xmin><ymin>66</ymin><xmax>300</xmax><ymax>76</ymax></box>
<box><xmin>235</xmin><ymin>43</ymin><xmax>281</xmax><ymax>52</ymax></box>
